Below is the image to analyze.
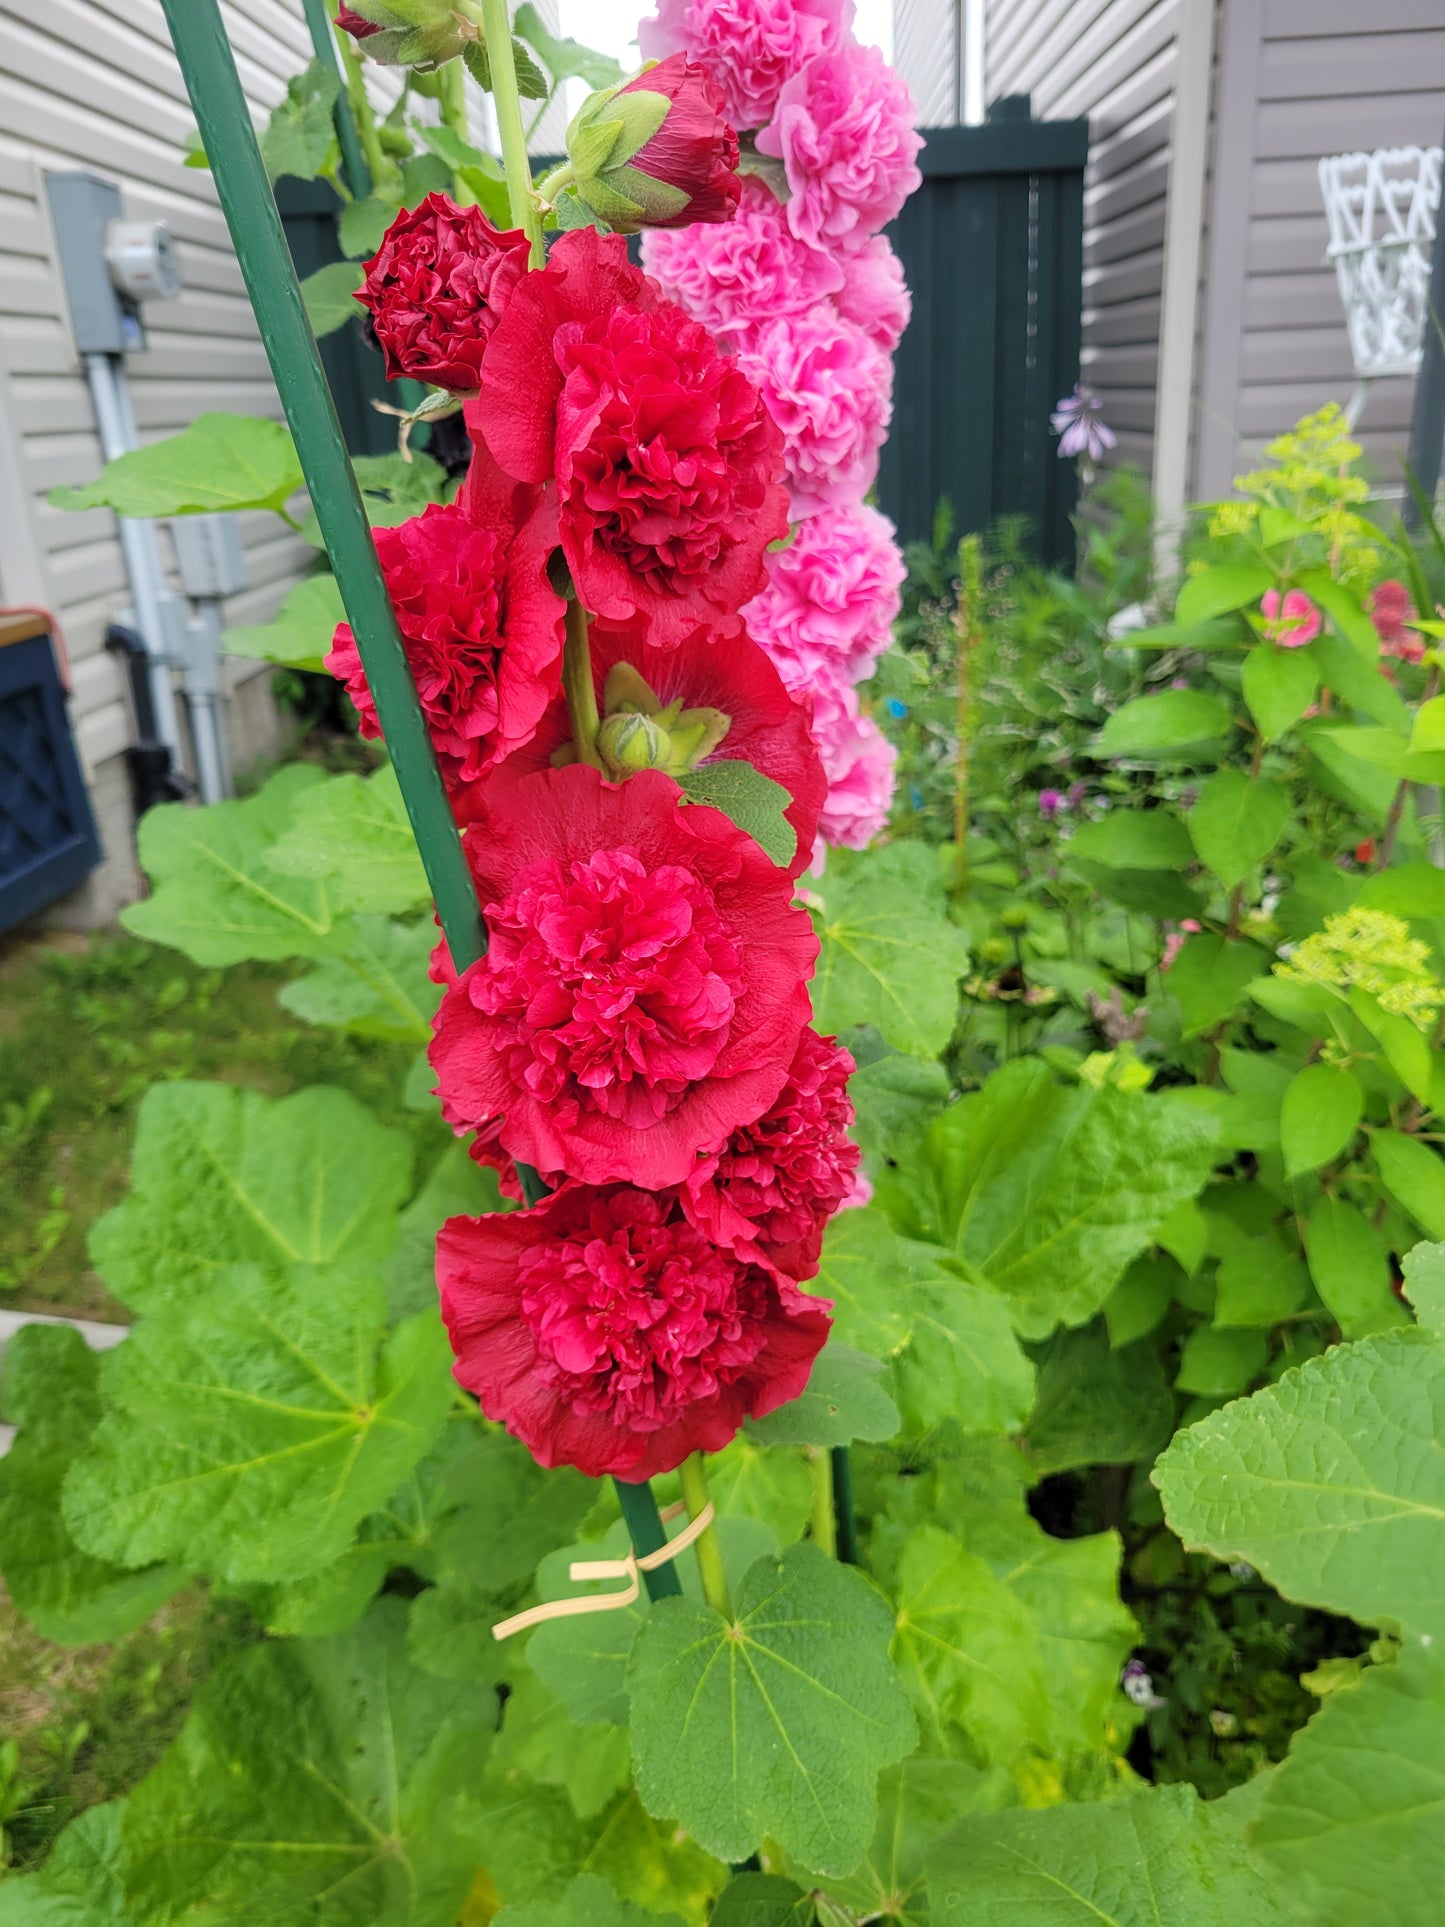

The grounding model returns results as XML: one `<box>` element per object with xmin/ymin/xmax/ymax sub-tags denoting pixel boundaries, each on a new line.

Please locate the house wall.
<box><xmin>1195</xmin><ymin>0</ymin><xmax>1445</xmax><ymax>497</ymax></box>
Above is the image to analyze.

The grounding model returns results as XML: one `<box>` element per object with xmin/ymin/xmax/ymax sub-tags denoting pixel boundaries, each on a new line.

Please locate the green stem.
<box><xmin>300</xmin><ymin>0</ymin><xmax>372</xmax><ymax>198</ymax></box>
<box><xmin>679</xmin><ymin>1454</ymin><xmax>732</xmax><ymax>1617</ymax></box>
<box><xmin>478</xmin><ymin>0</ymin><xmax>545</xmax><ymax>263</ymax></box>
<box><xmin>563</xmin><ymin>601</ymin><xmax>604</xmax><ymax>768</ymax></box>
<box><xmin>809</xmin><ymin>1447</ymin><xmax>836</xmax><ymax>1558</ymax></box>
<box><xmin>534</xmin><ymin>160</ymin><xmax>575</xmax><ymax>207</ymax></box>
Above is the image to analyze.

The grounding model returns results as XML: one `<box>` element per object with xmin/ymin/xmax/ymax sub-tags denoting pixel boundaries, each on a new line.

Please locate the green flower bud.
<box><xmin>597</xmin><ymin>710</ymin><xmax>670</xmax><ymax>777</ymax></box>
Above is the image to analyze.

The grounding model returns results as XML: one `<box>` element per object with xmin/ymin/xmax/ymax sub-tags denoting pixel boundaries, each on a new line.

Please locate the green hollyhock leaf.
<box><xmin>847</xmin><ymin>1035</ymin><xmax>951</xmax><ymax>1159</ymax></box>
<box><xmin>224</xmin><ymin>569</ymin><xmax>344</xmax><ymax>671</ymax></box>
<box><xmin>1402</xmin><ymin>1239</ymin><xmax>1445</xmax><ymax>1334</ymax></box>
<box><xmin>928</xmin><ymin>1780</ymin><xmax>1283</xmax><ymax>1924</ymax></box>
<box><xmin>1096</xmin><ymin>689</ymin><xmax>1235</xmax><ymax>757</ymax></box>
<box><xmin>1068</xmin><ymin>809</ymin><xmax>1194</xmax><ymax>870</ymax></box>
<box><xmin>64</xmin><ymin>1264</ymin><xmax>451</xmax><ymax>1584</ymax></box>
<box><xmin>1186</xmin><ymin>770</ymin><xmax>1290</xmax><ymax>887</ymax></box>
<box><xmin>806</xmin><ymin>1758</ymin><xmax>1008</xmax><ymax>1927</ymax></box>
<box><xmin>890</xmin><ymin>1279</ymin><xmax>1036</xmax><ymax>1436</ymax></box>
<box><xmin>809</xmin><ymin>1205</ymin><xmax>948</xmax><ymax>1358</ymax></box>
<box><xmin>628</xmin><ymin>1544</ymin><xmax>916</xmax><ymax>1874</ymax></box>
<box><xmin>890</xmin><ymin>1519</ymin><xmax>1136</xmax><ymax>1767</ymax></box>
<box><xmin>491</xmin><ymin>1664</ymin><xmax>631</xmax><ymax>1819</ymax></box>
<box><xmin>89</xmin><ymin>1080</ymin><xmax>412</xmax><ymax>1311</ymax></box>
<box><xmin>1155</xmin><ymin>1329</ymin><xmax>1445</xmax><ymax>1635</ymax></box>
<box><xmin>0</xmin><ymin>1325</ymin><xmax>182</xmax><ymax>1645</ymax></box>
<box><xmin>386</xmin><ymin>1139</ymin><xmax>510</xmax><ymax>1320</ymax></box>
<box><xmin>121</xmin><ymin>1599</ymin><xmax>496</xmax><ymax>1925</ymax></box>
<box><xmin>266</xmin><ymin>766</ymin><xmax>430</xmax><ymax>916</ymax></box>
<box><xmin>1250</xmin><ymin>1641</ymin><xmax>1445</xmax><ymax>1925</ymax></box>
<box><xmin>1022</xmin><ymin>1321</ymin><xmax>1174</xmax><ymax>1474</ymax></box>
<box><xmin>406</xmin><ymin>1582</ymin><xmax>514</xmax><ymax>1684</ymax></box>
<box><xmin>51</xmin><ymin>411</ymin><xmax>303</xmax><ymax>518</ymax></box>
<box><xmin>426</xmin><ymin>1430</ymin><xmax>596</xmax><ymax>1593</ymax></box>
<box><xmin>471</xmin><ymin>1764</ymin><xmax>584</xmax><ymax>1904</ymax></box>
<box><xmin>496</xmin><ymin>1873</ymin><xmax>683</xmax><ymax>1927</ymax></box>
<box><xmin>1305</xmin><ymin>1196</ymin><xmax>1409</xmax><ymax>1339</ymax></box>
<box><xmin>279</xmin><ymin>916</ymin><xmax>440</xmax><ymax>1043</ymax></box>
<box><xmin>884</xmin><ymin>1060</ymin><xmax>1219</xmax><ymax>1339</ymax></box>
<box><xmin>0</xmin><ymin>1800</ymin><xmax>130</xmax><ymax>1925</ymax></box>
<box><xmin>711</xmin><ymin>1872</ymin><xmax>815</xmax><ymax>1926</ymax></box>
<box><xmin>1373</xmin><ymin>1129</ymin><xmax>1445</xmax><ymax>1239</ymax></box>
<box><xmin>299</xmin><ymin>260</ymin><xmax>364</xmax><ymax>337</ymax></box>
<box><xmin>121</xmin><ymin>764</ymin><xmax>352</xmax><ymax>965</ymax></box>
<box><xmin>1242</xmin><ymin>641</ymin><xmax>1320</xmax><ymax>742</ymax></box>
<box><xmin>810</xmin><ymin>843</ymin><xmax>972</xmax><ymax>1057</ymax></box>
<box><xmin>339</xmin><ymin>190</ymin><xmax>401</xmax><ymax>258</ymax></box>
<box><xmin>747</xmin><ymin>1341</ymin><xmax>901</xmax><ymax>1447</ymax></box>
<box><xmin>260</xmin><ymin>59</ymin><xmax>341</xmax><ymax>182</ymax></box>
<box><xmin>680</xmin><ymin>760</ymin><xmax>795</xmax><ymax>869</ymax></box>
<box><xmin>578</xmin><ymin>1787</ymin><xmax>727</xmax><ymax>1922</ymax></box>
<box><xmin>1280</xmin><ymin>1063</ymin><xmax>1362</xmax><ymax>1177</ymax></box>
<box><xmin>299</xmin><ymin>452</ymin><xmax>450</xmax><ymax>544</ymax></box>
<box><xmin>705</xmin><ymin>1433</ymin><xmax>813</xmax><ymax>1543</ymax></box>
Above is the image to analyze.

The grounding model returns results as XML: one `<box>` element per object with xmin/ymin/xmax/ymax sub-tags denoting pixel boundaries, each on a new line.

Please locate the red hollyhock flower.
<box><xmin>493</xmin><ymin>618</ymin><xmax>826</xmax><ymax>877</ymax></box>
<box><xmin>479</xmin><ymin>228</ymin><xmax>789</xmax><ymax>648</ymax></box>
<box><xmin>357</xmin><ymin>194</ymin><xmax>532</xmax><ymax>393</ymax></box>
<box><xmin>429</xmin><ymin>764</ymin><xmax>818</xmax><ymax>1189</ymax></box>
<box><xmin>436</xmin><ymin>1183</ymin><xmax>832</xmax><ymax>1479</ymax></box>
<box><xmin>683</xmin><ymin>1028</ymin><xmax>860</xmax><ymax>1280</ymax></box>
<box><xmin>325</xmin><ymin>469</ymin><xmax>566</xmax><ymax>795</ymax></box>
<box><xmin>334</xmin><ymin>4</ymin><xmax>381</xmax><ymax>37</ymax></box>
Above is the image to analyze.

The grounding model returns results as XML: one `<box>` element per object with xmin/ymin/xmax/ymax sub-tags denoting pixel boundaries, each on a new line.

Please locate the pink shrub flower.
<box><xmin>734</xmin><ymin>307</ymin><xmax>893</xmax><ymax>516</ymax></box>
<box><xmin>1370</xmin><ymin>579</ymin><xmax>1425</xmax><ymax>662</ymax></box>
<box><xmin>1260</xmin><ymin>588</ymin><xmax>1322</xmax><ymax>650</ymax></box>
<box><xmin>744</xmin><ymin>502</ymin><xmax>905</xmax><ymax>686</ymax></box>
<box><xmin>639</xmin><ymin>0</ymin><xmax>856</xmax><ymax>132</ymax></box>
<box><xmin>641</xmin><ymin>176</ymin><xmax>843</xmax><ymax>342</ymax></box>
<box><xmin>755</xmin><ymin>43</ymin><xmax>922</xmax><ymax>253</ymax></box>
<box><xmin>1161</xmin><ymin>919</ymin><xmax>1203</xmax><ymax>971</ymax></box>
<box><xmin>833</xmin><ymin>233</ymin><xmax>912</xmax><ymax>352</ymax></box>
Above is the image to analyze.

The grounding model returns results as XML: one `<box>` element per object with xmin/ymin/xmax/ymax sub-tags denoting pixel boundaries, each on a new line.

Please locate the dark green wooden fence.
<box><xmin>879</xmin><ymin>97</ymin><xmax>1089</xmax><ymax>568</ymax></box>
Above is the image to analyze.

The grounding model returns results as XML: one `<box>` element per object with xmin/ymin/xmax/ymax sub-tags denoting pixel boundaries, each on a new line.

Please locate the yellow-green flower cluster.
<box><xmin>1277</xmin><ymin>908</ymin><xmax>1445</xmax><ymax>1031</ymax></box>
<box><xmin>1207</xmin><ymin>406</ymin><xmax>1385</xmax><ymax>585</ymax></box>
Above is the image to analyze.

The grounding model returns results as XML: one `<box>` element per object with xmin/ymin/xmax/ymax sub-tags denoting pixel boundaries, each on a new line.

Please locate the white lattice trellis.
<box><xmin>1320</xmin><ymin>146</ymin><xmax>1443</xmax><ymax>382</ymax></box>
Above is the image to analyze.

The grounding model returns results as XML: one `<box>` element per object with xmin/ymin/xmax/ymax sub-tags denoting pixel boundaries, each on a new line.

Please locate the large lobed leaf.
<box><xmin>51</xmin><ymin>412</ymin><xmax>303</xmax><ymax>519</ymax></box>
<box><xmin>225</xmin><ymin>570</ymin><xmax>345</xmax><ymax>672</ymax></box>
<box><xmin>627</xmin><ymin>1544</ymin><xmax>917</xmax><ymax>1875</ymax></box>
<box><xmin>64</xmin><ymin>1263</ymin><xmax>451</xmax><ymax>1585</ymax></box>
<box><xmin>89</xmin><ymin>1080</ymin><xmax>412</xmax><ymax>1311</ymax></box>
<box><xmin>266</xmin><ymin>765</ymin><xmax>431</xmax><ymax>917</ymax></box>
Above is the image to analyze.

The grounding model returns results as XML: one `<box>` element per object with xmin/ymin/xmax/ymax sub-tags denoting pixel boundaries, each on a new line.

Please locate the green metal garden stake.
<box><xmin>163</xmin><ymin>0</ymin><xmax>681</xmax><ymax>1600</ymax></box>
<box><xmin>161</xmin><ymin>0</ymin><xmax>484</xmax><ymax>976</ymax></box>
<box><xmin>300</xmin><ymin>0</ymin><xmax>372</xmax><ymax>201</ymax></box>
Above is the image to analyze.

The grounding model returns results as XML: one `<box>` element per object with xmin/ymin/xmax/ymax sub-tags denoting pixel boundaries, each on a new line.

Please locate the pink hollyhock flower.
<box><xmin>734</xmin><ymin>307</ymin><xmax>893</xmax><ymax>517</ymax></box>
<box><xmin>833</xmin><ymin>233</ymin><xmax>912</xmax><ymax>353</ymax></box>
<box><xmin>641</xmin><ymin>176</ymin><xmax>843</xmax><ymax>342</ymax></box>
<box><xmin>1370</xmin><ymin>579</ymin><xmax>1425</xmax><ymax>662</ymax></box>
<box><xmin>842</xmin><ymin>1167</ymin><xmax>873</xmax><ymax>1210</ymax></box>
<box><xmin>744</xmin><ymin>502</ymin><xmax>905</xmax><ymax>687</ymax></box>
<box><xmin>682</xmin><ymin>1027</ymin><xmax>860</xmax><ymax>1280</ymax></box>
<box><xmin>356</xmin><ymin>194</ymin><xmax>532</xmax><ymax>393</ymax></box>
<box><xmin>808</xmin><ymin>681</ymin><xmax>897</xmax><ymax>848</ymax></box>
<box><xmin>491</xmin><ymin>616</ymin><xmax>826</xmax><ymax>878</ymax></box>
<box><xmin>325</xmin><ymin>479</ymin><xmax>565</xmax><ymax>795</ymax></box>
<box><xmin>479</xmin><ymin>228</ymin><xmax>789</xmax><ymax>648</ymax></box>
<box><xmin>1260</xmin><ymin>588</ymin><xmax>1322</xmax><ymax>650</ymax></box>
<box><xmin>430</xmin><ymin>765</ymin><xmax>818</xmax><ymax>1189</ymax></box>
<box><xmin>437</xmin><ymin>1183</ymin><xmax>831</xmax><ymax>1480</ymax></box>
<box><xmin>639</xmin><ymin>0</ymin><xmax>856</xmax><ymax>132</ymax></box>
<box><xmin>756</xmin><ymin>44</ymin><xmax>922</xmax><ymax>253</ymax></box>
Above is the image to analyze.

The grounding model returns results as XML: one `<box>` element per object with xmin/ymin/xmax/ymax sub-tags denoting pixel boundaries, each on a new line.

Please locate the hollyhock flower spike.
<box><xmin>756</xmin><ymin>43</ymin><xmax>923</xmax><ymax>253</ymax></box>
<box><xmin>1260</xmin><ymin>588</ymin><xmax>1322</xmax><ymax>650</ymax></box>
<box><xmin>641</xmin><ymin>176</ymin><xmax>844</xmax><ymax>343</ymax></box>
<box><xmin>833</xmin><ymin>234</ymin><xmax>913</xmax><ymax>354</ymax></box>
<box><xmin>562</xmin><ymin>53</ymin><xmax>741</xmax><ymax>232</ymax></box>
<box><xmin>683</xmin><ymin>1027</ymin><xmax>861</xmax><ymax>1279</ymax></box>
<box><xmin>430</xmin><ymin>764</ymin><xmax>818</xmax><ymax>1189</ymax></box>
<box><xmin>734</xmin><ymin>307</ymin><xmax>893</xmax><ymax>517</ymax></box>
<box><xmin>492</xmin><ymin>617</ymin><xmax>827</xmax><ymax>877</ymax></box>
<box><xmin>437</xmin><ymin>1184</ymin><xmax>832</xmax><ymax>1481</ymax></box>
<box><xmin>806</xmin><ymin>681</ymin><xmax>898</xmax><ymax>850</ymax></box>
<box><xmin>325</xmin><ymin>461</ymin><xmax>566</xmax><ymax>801</ymax></box>
<box><xmin>640</xmin><ymin>0</ymin><xmax>856</xmax><ymax>132</ymax></box>
<box><xmin>356</xmin><ymin>194</ymin><xmax>532</xmax><ymax>393</ymax></box>
<box><xmin>743</xmin><ymin>502</ymin><xmax>906</xmax><ymax>688</ymax></box>
<box><xmin>479</xmin><ymin>228</ymin><xmax>790</xmax><ymax>648</ymax></box>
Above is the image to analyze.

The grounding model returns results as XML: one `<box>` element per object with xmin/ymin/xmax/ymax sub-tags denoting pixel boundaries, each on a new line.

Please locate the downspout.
<box><xmin>1153</xmin><ymin>0</ymin><xmax>1219</xmax><ymax>574</ymax></box>
<box><xmin>962</xmin><ymin>0</ymin><xmax>987</xmax><ymax>126</ymax></box>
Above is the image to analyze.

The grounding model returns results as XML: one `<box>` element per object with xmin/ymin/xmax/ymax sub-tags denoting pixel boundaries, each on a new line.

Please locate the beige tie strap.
<box><xmin>491</xmin><ymin>1501</ymin><xmax>716</xmax><ymax>1641</ymax></box>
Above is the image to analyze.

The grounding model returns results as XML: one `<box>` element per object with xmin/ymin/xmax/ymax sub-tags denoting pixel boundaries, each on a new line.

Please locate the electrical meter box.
<box><xmin>46</xmin><ymin>172</ymin><xmax>180</xmax><ymax>355</ymax></box>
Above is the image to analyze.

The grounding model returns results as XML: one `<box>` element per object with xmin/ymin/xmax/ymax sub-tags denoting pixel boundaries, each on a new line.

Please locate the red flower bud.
<box><xmin>565</xmin><ymin>54</ymin><xmax>741</xmax><ymax>232</ymax></box>
<box><xmin>356</xmin><ymin>193</ymin><xmax>532</xmax><ymax>393</ymax></box>
<box><xmin>334</xmin><ymin>5</ymin><xmax>382</xmax><ymax>39</ymax></box>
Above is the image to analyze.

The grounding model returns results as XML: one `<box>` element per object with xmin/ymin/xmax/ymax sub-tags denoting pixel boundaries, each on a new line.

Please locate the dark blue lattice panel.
<box><xmin>0</xmin><ymin>632</ymin><xmax>102</xmax><ymax>930</ymax></box>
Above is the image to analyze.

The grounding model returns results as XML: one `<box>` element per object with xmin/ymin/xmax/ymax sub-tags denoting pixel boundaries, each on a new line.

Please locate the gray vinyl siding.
<box><xmin>0</xmin><ymin>0</ymin><xmax>395</xmax><ymax>921</ymax></box>
<box><xmin>894</xmin><ymin>0</ymin><xmax>961</xmax><ymax>127</ymax></box>
<box><xmin>1207</xmin><ymin>0</ymin><xmax>1445</xmax><ymax>494</ymax></box>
